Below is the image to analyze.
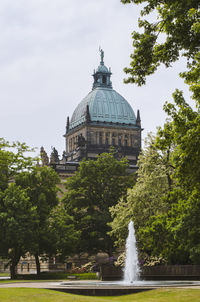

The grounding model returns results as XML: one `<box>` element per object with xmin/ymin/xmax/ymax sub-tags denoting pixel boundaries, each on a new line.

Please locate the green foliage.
<box><xmin>0</xmin><ymin>183</ymin><xmax>38</xmax><ymax>278</ymax></box>
<box><xmin>121</xmin><ymin>0</ymin><xmax>200</xmax><ymax>92</ymax></box>
<box><xmin>116</xmin><ymin>0</ymin><xmax>200</xmax><ymax>265</ymax></box>
<box><xmin>135</xmin><ymin>90</ymin><xmax>199</xmax><ymax>264</ymax></box>
<box><xmin>0</xmin><ymin>138</ymin><xmax>36</xmax><ymax>191</ymax></box>
<box><xmin>48</xmin><ymin>203</ymin><xmax>80</xmax><ymax>259</ymax></box>
<box><xmin>0</xmin><ymin>184</ymin><xmax>38</xmax><ymax>253</ymax></box>
<box><xmin>110</xmin><ymin>134</ymin><xmax>171</xmax><ymax>253</ymax></box>
<box><xmin>15</xmin><ymin>166</ymin><xmax>62</xmax><ymax>271</ymax></box>
<box><xmin>111</xmin><ymin>105</ymin><xmax>200</xmax><ymax>263</ymax></box>
<box><xmin>0</xmin><ymin>139</ymin><xmax>39</xmax><ymax>278</ymax></box>
<box><xmin>0</xmin><ymin>139</ymin><xmax>79</xmax><ymax>277</ymax></box>
<box><xmin>62</xmin><ymin>151</ymin><xmax>134</xmax><ymax>255</ymax></box>
<box><xmin>157</xmin><ymin>90</ymin><xmax>200</xmax><ymax>188</ymax></box>
<box><xmin>15</xmin><ymin>166</ymin><xmax>60</xmax><ymax>222</ymax></box>
<box><xmin>152</xmin><ymin>90</ymin><xmax>200</xmax><ymax>263</ymax></box>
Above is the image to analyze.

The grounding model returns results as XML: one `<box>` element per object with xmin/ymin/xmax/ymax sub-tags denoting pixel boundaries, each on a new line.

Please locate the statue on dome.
<box><xmin>99</xmin><ymin>47</ymin><xmax>104</xmax><ymax>64</ymax></box>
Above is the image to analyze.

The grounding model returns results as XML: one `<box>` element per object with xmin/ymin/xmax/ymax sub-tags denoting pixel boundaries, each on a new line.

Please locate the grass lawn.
<box><xmin>0</xmin><ymin>272</ymin><xmax>97</xmax><ymax>284</ymax></box>
<box><xmin>16</xmin><ymin>272</ymin><xmax>98</xmax><ymax>280</ymax></box>
<box><xmin>0</xmin><ymin>288</ymin><xmax>200</xmax><ymax>302</ymax></box>
<box><xmin>0</xmin><ymin>272</ymin><xmax>97</xmax><ymax>282</ymax></box>
<box><xmin>0</xmin><ymin>273</ymin><xmax>9</xmax><ymax>277</ymax></box>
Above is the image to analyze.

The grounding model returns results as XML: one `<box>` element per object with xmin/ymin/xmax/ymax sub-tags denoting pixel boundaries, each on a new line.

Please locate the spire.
<box><xmin>86</xmin><ymin>104</ymin><xmax>90</xmax><ymax>123</ymax></box>
<box><xmin>136</xmin><ymin>110</ymin><xmax>141</xmax><ymax>127</ymax></box>
<box><xmin>66</xmin><ymin>116</ymin><xmax>69</xmax><ymax>133</ymax></box>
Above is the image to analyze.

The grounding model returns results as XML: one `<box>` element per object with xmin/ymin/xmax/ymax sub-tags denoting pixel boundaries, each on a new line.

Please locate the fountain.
<box><xmin>124</xmin><ymin>220</ymin><xmax>140</xmax><ymax>283</ymax></box>
<box><xmin>57</xmin><ymin>220</ymin><xmax>200</xmax><ymax>295</ymax></box>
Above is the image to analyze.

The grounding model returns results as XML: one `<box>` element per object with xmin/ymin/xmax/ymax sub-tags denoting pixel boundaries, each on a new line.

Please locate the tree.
<box><xmin>115</xmin><ymin>92</ymin><xmax>200</xmax><ymax>264</ymax></box>
<box><xmin>118</xmin><ymin>0</ymin><xmax>200</xmax><ymax>264</ymax></box>
<box><xmin>0</xmin><ymin>140</ymin><xmax>78</xmax><ymax>276</ymax></box>
<box><xmin>109</xmin><ymin>134</ymin><xmax>172</xmax><ymax>256</ymax></box>
<box><xmin>48</xmin><ymin>203</ymin><xmax>80</xmax><ymax>260</ymax></box>
<box><xmin>156</xmin><ymin>91</ymin><xmax>200</xmax><ymax>191</ymax></box>
<box><xmin>0</xmin><ymin>138</ymin><xmax>36</xmax><ymax>191</ymax></box>
<box><xmin>121</xmin><ymin>0</ymin><xmax>200</xmax><ymax>91</ymax></box>
<box><xmin>0</xmin><ymin>139</ymin><xmax>38</xmax><ymax>278</ymax></box>
<box><xmin>151</xmin><ymin>90</ymin><xmax>200</xmax><ymax>264</ymax></box>
<box><xmin>142</xmin><ymin>187</ymin><xmax>200</xmax><ymax>264</ymax></box>
<box><xmin>0</xmin><ymin>184</ymin><xmax>38</xmax><ymax>279</ymax></box>
<box><xmin>15</xmin><ymin>166</ymin><xmax>60</xmax><ymax>275</ymax></box>
<box><xmin>62</xmin><ymin>151</ymin><xmax>134</xmax><ymax>255</ymax></box>
<box><xmin>0</xmin><ymin>139</ymin><xmax>10</xmax><ymax>191</ymax></box>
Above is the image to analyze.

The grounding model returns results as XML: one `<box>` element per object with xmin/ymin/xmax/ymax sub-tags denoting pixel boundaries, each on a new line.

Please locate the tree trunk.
<box><xmin>10</xmin><ymin>263</ymin><xmax>17</xmax><ymax>279</ymax></box>
<box><xmin>35</xmin><ymin>253</ymin><xmax>40</xmax><ymax>276</ymax></box>
<box><xmin>10</xmin><ymin>253</ymin><xmax>21</xmax><ymax>279</ymax></box>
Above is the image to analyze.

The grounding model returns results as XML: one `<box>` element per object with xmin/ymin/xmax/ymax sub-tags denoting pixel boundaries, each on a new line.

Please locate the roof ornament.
<box><xmin>136</xmin><ymin>109</ymin><xmax>141</xmax><ymax>127</ymax></box>
<box><xmin>99</xmin><ymin>46</ymin><xmax>104</xmax><ymax>66</ymax></box>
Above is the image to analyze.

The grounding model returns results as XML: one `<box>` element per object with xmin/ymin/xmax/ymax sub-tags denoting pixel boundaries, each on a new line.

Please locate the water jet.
<box><xmin>124</xmin><ymin>220</ymin><xmax>140</xmax><ymax>284</ymax></box>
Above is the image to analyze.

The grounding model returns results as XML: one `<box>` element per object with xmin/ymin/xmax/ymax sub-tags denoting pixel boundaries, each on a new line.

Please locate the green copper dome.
<box><xmin>70</xmin><ymin>87</ymin><xmax>136</xmax><ymax>129</ymax></box>
<box><xmin>69</xmin><ymin>50</ymin><xmax>137</xmax><ymax>130</ymax></box>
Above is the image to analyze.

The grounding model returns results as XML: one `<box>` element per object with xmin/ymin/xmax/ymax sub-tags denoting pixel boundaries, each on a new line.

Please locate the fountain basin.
<box><xmin>57</xmin><ymin>280</ymin><xmax>200</xmax><ymax>296</ymax></box>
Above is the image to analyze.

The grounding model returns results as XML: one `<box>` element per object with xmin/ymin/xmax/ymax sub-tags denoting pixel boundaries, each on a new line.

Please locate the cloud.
<box><xmin>0</xmin><ymin>0</ymin><xmax>191</xmax><ymax>156</ymax></box>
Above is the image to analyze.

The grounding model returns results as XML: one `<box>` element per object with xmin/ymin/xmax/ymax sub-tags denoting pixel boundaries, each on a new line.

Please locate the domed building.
<box><xmin>51</xmin><ymin>50</ymin><xmax>142</xmax><ymax>175</ymax></box>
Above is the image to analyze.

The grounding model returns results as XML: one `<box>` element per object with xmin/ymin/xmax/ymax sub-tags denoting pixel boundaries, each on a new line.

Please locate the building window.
<box><xmin>102</xmin><ymin>75</ymin><xmax>106</xmax><ymax>84</ymax></box>
<box><xmin>124</xmin><ymin>135</ymin><xmax>128</xmax><ymax>147</ymax></box>
<box><xmin>105</xmin><ymin>133</ymin><xmax>109</xmax><ymax>145</ymax></box>
<box><xmin>118</xmin><ymin>134</ymin><xmax>122</xmax><ymax>146</ymax></box>
<box><xmin>99</xmin><ymin>132</ymin><xmax>102</xmax><ymax>145</ymax></box>
<box><xmin>131</xmin><ymin>135</ymin><xmax>134</xmax><ymax>147</ymax></box>
<box><xmin>112</xmin><ymin>134</ymin><xmax>116</xmax><ymax>146</ymax></box>
<box><xmin>87</xmin><ymin>132</ymin><xmax>91</xmax><ymax>144</ymax></box>
<box><xmin>89</xmin><ymin>131</ymin><xmax>95</xmax><ymax>144</ymax></box>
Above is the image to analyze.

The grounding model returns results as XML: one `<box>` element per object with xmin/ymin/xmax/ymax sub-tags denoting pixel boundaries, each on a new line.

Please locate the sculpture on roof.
<box><xmin>77</xmin><ymin>134</ymin><xmax>86</xmax><ymax>148</ymax></box>
<box><xmin>40</xmin><ymin>146</ymin><xmax>49</xmax><ymax>166</ymax></box>
<box><xmin>99</xmin><ymin>47</ymin><xmax>104</xmax><ymax>65</ymax></box>
<box><xmin>50</xmin><ymin>147</ymin><xmax>59</xmax><ymax>164</ymax></box>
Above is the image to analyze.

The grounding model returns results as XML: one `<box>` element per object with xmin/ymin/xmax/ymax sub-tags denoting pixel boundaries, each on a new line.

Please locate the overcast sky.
<box><xmin>0</xmin><ymin>0</ymin><xmax>191</xmax><ymax>156</ymax></box>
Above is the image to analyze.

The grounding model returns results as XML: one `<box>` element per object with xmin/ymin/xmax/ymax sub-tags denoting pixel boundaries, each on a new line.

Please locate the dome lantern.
<box><xmin>92</xmin><ymin>48</ymin><xmax>112</xmax><ymax>90</ymax></box>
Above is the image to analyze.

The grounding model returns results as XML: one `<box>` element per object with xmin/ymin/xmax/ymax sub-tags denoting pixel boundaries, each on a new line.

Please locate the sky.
<box><xmin>0</xmin><ymin>0</ymin><xmax>192</xmax><ymax>157</ymax></box>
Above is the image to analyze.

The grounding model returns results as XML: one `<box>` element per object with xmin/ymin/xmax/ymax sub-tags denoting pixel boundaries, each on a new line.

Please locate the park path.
<box><xmin>0</xmin><ymin>281</ymin><xmax>63</xmax><ymax>289</ymax></box>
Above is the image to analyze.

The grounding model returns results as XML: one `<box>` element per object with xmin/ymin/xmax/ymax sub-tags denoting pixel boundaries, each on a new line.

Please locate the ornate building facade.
<box><xmin>48</xmin><ymin>50</ymin><xmax>142</xmax><ymax>175</ymax></box>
